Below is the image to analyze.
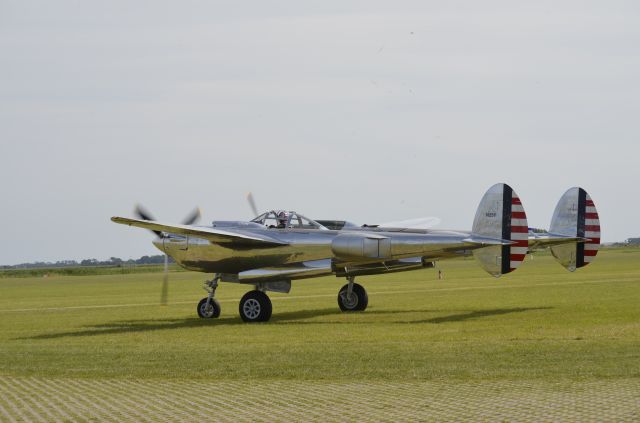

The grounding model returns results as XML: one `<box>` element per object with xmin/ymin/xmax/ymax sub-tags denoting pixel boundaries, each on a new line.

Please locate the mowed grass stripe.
<box><xmin>1</xmin><ymin>274</ymin><xmax>637</xmax><ymax>314</ymax></box>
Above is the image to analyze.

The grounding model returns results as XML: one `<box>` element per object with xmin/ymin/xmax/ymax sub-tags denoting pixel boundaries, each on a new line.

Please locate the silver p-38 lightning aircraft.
<box><xmin>112</xmin><ymin>183</ymin><xmax>600</xmax><ymax>323</ymax></box>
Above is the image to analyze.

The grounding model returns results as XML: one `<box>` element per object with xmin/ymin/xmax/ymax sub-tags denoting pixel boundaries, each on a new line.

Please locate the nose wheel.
<box><xmin>338</xmin><ymin>277</ymin><xmax>368</xmax><ymax>311</ymax></box>
<box><xmin>197</xmin><ymin>297</ymin><xmax>221</xmax><ymax>318</ymax></box>
<box><xmin>197</xmin><ymin>274</ymin><xmax>221</xmax><ymax>319</ymax></box>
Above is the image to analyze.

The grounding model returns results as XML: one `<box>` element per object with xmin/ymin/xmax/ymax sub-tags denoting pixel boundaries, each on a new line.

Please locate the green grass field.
<box><xmin>1</xmin><ymin>249</ymin><xmax>639</xmax><ymax>421</ymax></box>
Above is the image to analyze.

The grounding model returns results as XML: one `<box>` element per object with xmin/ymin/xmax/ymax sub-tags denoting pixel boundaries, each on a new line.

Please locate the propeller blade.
<box><xmin>160</xmin><ymin>254</ymin><xmax>169</xmax><ymax>306</ymax></box>
<box><xmin>181</xmin><ymin>207</ymin><xmax>201</xmax><ymax>226</ymax></box>
<box><xmin>247</xmin><ymin>192</ymin><xmax>259</xmax><ymax>217</ymax></box>
<box><xmin>134</xmin><ymin>204</ymin><xmax>163</xmax><ymax>238</ymax></box>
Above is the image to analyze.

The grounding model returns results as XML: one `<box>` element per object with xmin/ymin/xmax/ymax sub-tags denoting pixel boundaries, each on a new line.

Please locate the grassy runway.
<box><xmin>0</xmin><ymin>249</ymin><xmax>639</xmax><ymax>420</ymax></box>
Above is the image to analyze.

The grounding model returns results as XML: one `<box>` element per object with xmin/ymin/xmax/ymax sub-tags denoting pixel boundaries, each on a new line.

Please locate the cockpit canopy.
<box><xmin>251</xmin><ymin>210</ymin><xmax>328</xmax><ymax>230</ymax></box>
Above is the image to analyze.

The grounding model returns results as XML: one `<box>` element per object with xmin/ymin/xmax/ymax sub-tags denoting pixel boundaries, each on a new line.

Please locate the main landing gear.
<box><xmin>196</xmin><ymin>274</ymin><xmax>273</xmax><ymax>323</ymax></box>
<box><xmin>338</xmin><ymin>276</ymin><xmax>368</xmax><ymax>312</ymax></box>
<box><xmin>197</xmin><ymin>274</ymin><xmax>367</xmax><ymax>322</ymax></box>
<box><xmin>238</xmin><ymin>290</ymin><xmax>272</xmax><ymax>323</ymax></box>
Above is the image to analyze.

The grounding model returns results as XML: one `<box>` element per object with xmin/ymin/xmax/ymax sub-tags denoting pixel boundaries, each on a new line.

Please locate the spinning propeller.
<box><xmin>247</xmin><ymin>192</ymin><xmax>259</xmax><ymax>217</ymax></box>
<box><xmin>134</xmin><ymin>204</ymin><xmax>201</xmax><ymax>305</ymax></box>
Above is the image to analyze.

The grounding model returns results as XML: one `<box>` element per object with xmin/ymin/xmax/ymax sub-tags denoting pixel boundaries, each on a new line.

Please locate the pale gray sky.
<box><xmin>1</xmin><ymin>0</ymin><xmax>638</xmax><ymax>264</ymax></box>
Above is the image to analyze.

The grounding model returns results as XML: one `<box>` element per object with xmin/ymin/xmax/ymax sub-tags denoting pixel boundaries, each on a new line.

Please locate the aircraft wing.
<box><xmin>111</xmin><ymin>217</ymin><xmax>288</xmax><ymax>246</ymax></box>
<box><xmin>377</xmin><ymin>216</ymin><xmax>442</xmax><ymax>230</ymax></box>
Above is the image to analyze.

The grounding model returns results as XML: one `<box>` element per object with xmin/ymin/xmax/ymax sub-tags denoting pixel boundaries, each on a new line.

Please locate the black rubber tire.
<box><xmin>197</xmin><ymin>297</ymin><xmax>221</xmax><ymax>318</ymax></box>
<box><xmin>338</xmin><ymin>283</ymin><xmax>368</xmax><ymax>312</ymax></box>
<box><xmin>239</xmin><ymin>290</ymin><xmax>272</xmax><ymax>323</ymax></box>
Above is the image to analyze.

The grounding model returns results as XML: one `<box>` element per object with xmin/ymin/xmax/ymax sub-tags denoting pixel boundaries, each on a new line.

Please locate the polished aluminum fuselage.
<box><xmin>154</xmin><ymin>221</ymin><xmax>476</xmax><ymax>279</ymax></box>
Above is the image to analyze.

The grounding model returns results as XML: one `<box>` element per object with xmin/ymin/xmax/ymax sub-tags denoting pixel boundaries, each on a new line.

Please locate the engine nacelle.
<box><xmin>331</xmin><ymin>234</ymin><xmax>392</xmax><ymax>259</ymax></box>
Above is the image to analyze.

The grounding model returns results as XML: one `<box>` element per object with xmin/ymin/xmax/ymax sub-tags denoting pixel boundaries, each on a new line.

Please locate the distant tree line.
<box><xmin>608</xmin><ymin>238</ymin><xmax>640</xmax><ymax>247</ymax></box>
<box><xmin>1</xmin><ymin>255</ymin><xmax>174</xmax><ymax>270</ymax></box>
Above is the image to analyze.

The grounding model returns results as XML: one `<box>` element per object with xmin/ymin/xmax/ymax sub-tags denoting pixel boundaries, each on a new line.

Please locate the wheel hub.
<box><xmin>341</xmin><ymin>292</ymin><xmax>358</xmax><ymax>309</ymax></box>
<box><xmin>200</xmin><ymin>302</ymin><xmax>214</xmax><ymax>317</ymax></box>
<box><xmin>243</xmin><ymin>298</ymin><xmax>261</xmax><ymax>319</ymax></box>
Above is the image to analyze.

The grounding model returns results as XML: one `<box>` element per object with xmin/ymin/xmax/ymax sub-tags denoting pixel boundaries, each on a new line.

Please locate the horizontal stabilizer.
<box><xmin>528</xmin><ymin>232</ymin><xmax>586</xmax><ymax>250</ymax></box>
<box><xmin>462</xmin><ymin>237</ymin><xmax>514</xmax><ymax>246</ymax></box>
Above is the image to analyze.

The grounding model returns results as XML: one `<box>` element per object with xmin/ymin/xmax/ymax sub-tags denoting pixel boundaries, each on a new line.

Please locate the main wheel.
<box><xmin>197</xmin><ymin>297</ymin><xmax>221</xmax><ymax>318</ymax></box>
<box><xmin>338</xmin><ymin>283</ymin><xmax>368</xmax><ymax>312</ymax></box>
<box><xmin>239</xmin><ymin>290</ymin><xmax>272</xmax><ymax>323</ymax></box>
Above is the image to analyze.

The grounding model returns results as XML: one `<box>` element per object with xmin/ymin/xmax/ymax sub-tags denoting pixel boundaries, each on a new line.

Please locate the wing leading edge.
<box><xmin>111</xmin><ymin>217</ymin><xmax>288</xmax><ymax>247</ymax></box>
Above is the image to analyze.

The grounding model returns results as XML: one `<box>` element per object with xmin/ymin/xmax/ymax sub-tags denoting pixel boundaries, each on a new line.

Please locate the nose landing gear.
<box><xmin>196</xmin><ymin>274</ymin><xmax>274</xmax><ymax>322</ymax></box>
<box><xmin>197</xmin><ymin>274</ymin><xmax>221</xmax><ymax>318</ymax></box>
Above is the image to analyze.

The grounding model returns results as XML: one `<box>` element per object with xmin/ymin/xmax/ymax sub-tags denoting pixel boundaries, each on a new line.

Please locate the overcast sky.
<box><xmin>1</xmin><ymin>0</ymin><xmax>638</xmax><ymax>264</ymax></box>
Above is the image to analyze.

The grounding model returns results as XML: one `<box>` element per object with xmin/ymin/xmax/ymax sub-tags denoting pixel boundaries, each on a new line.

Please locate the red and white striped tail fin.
<box><xmin>582</xmin><ymin>193</ymin><xmax>601</xmax><ymax>266</ymax></box>
<box><xmin>472</xmin><ymin>183</ymin><xmax>529</xmax><ymax>277</ymax></box>
<box><xmin>510</xmin><ymin>193</ymin><xmax>529</xmax><ymax>272</ymax></box>
<box><xmin>549</xmin><ymin>187</ymin><xmax>601</xmax><ymax>271</ymax></box>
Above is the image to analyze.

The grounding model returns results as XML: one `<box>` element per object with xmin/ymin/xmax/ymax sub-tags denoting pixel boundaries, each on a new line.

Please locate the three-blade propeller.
<box><xmin>134</xmin><ymin>204</ymin><xmax>201</xmax><ymax>305</ymax></box>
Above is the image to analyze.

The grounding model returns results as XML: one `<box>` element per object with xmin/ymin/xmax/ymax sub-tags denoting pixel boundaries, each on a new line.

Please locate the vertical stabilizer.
<box><xmin>472</xmin><ymin>183</ymin><xmax>529</xmax><ymax>277</ymax></box>
<box><xmin>549</xmin><ymin>187</ymin><xmax>601</xmax><ymax>271</ymax></box>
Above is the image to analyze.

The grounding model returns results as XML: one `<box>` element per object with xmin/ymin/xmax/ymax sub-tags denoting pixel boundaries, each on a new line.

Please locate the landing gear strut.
<box><xmin>338</xmin><ymin>276</ymin><xmax>368</xmax><ymax>312</ymax></box>
<box><xmin>197</xmin><ymin>274</ymin><xmax>221</xmax><ymax>318</ymax></box>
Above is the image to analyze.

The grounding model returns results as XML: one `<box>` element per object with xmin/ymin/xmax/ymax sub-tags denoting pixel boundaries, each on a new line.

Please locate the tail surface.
<box><xmin>471</xmin><ymin>183</ymin><xmax>529</xmax><ymax>277</ymax></box>
<box><xmin>549</xmin><ymin>187</ymin><xmax>601</xmax><ymax>271</ymax></box>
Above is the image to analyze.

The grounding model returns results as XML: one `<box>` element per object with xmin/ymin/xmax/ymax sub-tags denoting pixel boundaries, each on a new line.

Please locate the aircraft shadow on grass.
<box><xmin>19</xmin><ymin>308</ymin><xmax>342</xmax><ymax>340</ymax></box>
<box><xmin>19</xmin><ymin>307</ymin><xmax>551</xmax><ymax>340</ymax></box>
<box><xmin>409</xmin><ymin>307</ymin><xmax>552</xmax><ymax>324</ymax></box>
